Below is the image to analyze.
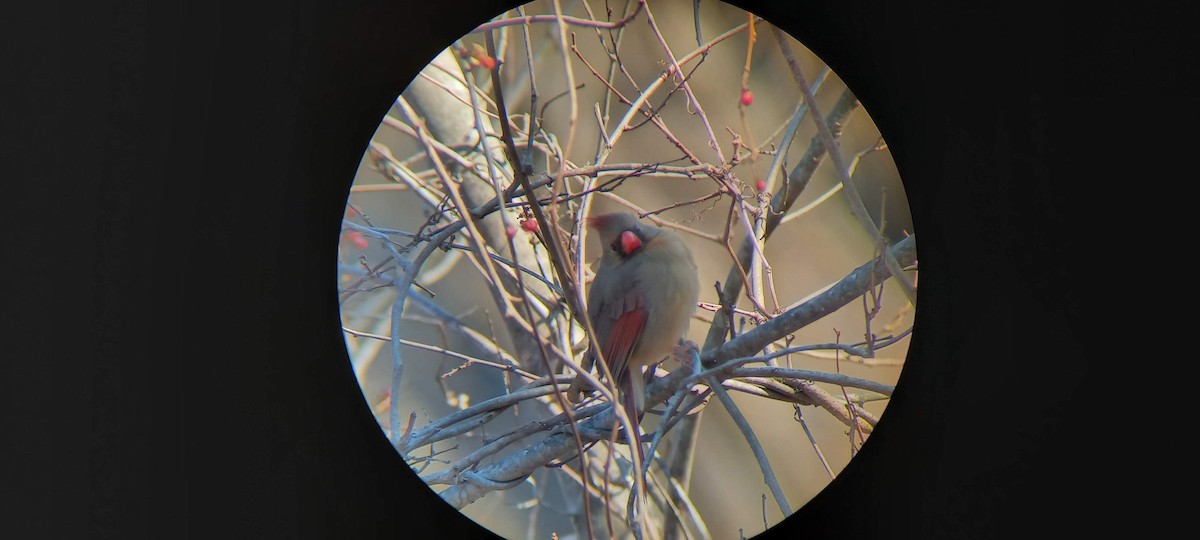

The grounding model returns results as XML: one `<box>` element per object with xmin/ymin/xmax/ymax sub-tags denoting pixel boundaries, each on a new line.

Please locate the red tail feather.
<box><xmin>622</xmin><ymin>375</ymin><xmax>644</xmax><ymax>465</ymax></box>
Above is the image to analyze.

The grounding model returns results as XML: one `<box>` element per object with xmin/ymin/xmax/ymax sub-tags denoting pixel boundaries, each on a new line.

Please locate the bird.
<box><xmin>584</xmin><ymin>212</ymin><xmax>700</xmax><ymax>462</ymax></box>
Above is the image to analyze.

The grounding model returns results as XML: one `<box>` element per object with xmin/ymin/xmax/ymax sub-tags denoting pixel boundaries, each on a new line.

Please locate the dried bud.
<box><xmin>466</xmin><ymin>43</ymin><xmax>496</xmax><ymax>70</ymax></box>
<box><xmin>740</xmin><ymin>88</ymin><xmax>754</xmax><ymax>106</ymax></box>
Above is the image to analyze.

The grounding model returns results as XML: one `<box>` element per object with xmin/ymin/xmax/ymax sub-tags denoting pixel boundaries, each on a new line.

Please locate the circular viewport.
<box><xmin>337</xmin><ymin>1</ymin><xmax>917</xmax><ymax>537</ymax></box>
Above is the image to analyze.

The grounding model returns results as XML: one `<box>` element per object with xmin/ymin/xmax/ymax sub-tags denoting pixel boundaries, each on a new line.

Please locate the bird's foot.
<box><xmin>672</xmin><ymin>340</ymin><xmax>701</xmax><ymax>367</ymax></box>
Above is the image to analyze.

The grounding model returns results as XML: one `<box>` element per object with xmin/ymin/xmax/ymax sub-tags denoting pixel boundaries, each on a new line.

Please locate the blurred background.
<box><xmin>337</xmin><ymin>1</ymin><xmax>914</xmax><ymax>538</ymax></box>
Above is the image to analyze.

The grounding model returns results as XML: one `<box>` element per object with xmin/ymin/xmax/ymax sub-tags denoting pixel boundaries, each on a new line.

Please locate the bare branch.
<box><xmin>704</xmin><ymin>235</ymin><xmax>915</xmax><ymax>363</ymax></box>
<box><xmin>702</xmin><ymin>88</ymin><xmax>861</xmax><ymax>353</ymax></box>
<box><xmin>343</xmin><ymin>10</ymin><xmax>915</xmax><ymax>537</ymax></box>
<box><xmin>433</xmin><ymin>235</ymin><xmax>914</xmax><ymax>507</ymax></box>
<box><xmin>471</xmin><ymin>1</ymin><xmax>644</xmax><ymax>33</ymax></box>
<box><xmin>643</xmin><ymin>1</ymin><xmax>725</xmax><ymax>164</ymax></box>
<box><xmin>771</xmin><ymin>25</ymin><xmax>917</xmax><ymax>305</ymax></box>
<box><xmin>705</xmin><ymin>372</ymin><xmax>791</xmax><ymax>516</ymax></box>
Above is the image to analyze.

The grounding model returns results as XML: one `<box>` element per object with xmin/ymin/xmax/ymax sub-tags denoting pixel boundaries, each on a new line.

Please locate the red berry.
<box><xmin>740</xmin><ymin>89</ymin><xmax>754</xmax><ymax>106</ymax></box>
<box><xmin>755</xmin><ymin>179</ymin><xmax>768</xmax><ymax>192</ymax></box>
<box><xmin>520</xmin><ymin>219</ymin><xmax>539</xmax><ymax>233</ymax></box>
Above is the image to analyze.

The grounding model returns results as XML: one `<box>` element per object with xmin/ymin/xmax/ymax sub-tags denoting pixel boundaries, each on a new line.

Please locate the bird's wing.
<box><xmin>592</xmin><ymin>283</ymin><xmax>648</xmax><ymax>386</ymax></box>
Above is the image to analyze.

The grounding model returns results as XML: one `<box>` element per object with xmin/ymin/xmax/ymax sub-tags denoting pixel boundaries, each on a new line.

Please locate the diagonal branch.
<box><xmin>436</xmin><ymin>235</ymin><xmax>915</xmax><ymax>508</ymax></box>
<box><xmin>771</xmin><ymin>25</ymin><xmax>917</xmax><ymax>305</ymax></box>
<box><xmin>702</xmin><ymin>88</ymin><xmax>861</xmax><ymax>352</ymax></box>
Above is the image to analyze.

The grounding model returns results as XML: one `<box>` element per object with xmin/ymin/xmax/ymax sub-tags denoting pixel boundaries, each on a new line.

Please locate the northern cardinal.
<box><xmin>585</xmin><ymin>212</ymin><xmax>700</xmax><ymax>461</ymax></box>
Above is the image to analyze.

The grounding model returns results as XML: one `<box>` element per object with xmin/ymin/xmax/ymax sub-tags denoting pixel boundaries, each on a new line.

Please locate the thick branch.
<box><xmin>772</xmin><ymin>26</ymin><xmax>917</xmax><ymax>304</ymax></box>
<box><xmin>704</xmin><ymin>235</ymin><xmax>916</xmax><ymax>363</ymax></box>
<box><xmin>405</xmin><ymin>49</ymin><xmax>558</xmax><ymax>372</ymax></box>
<box><xmin>436</xmin><ymin>235</ymin><xmax>915</xmax><ymax>507</ymax></box>
<box><xmin>702</xmin><ymin>88</ymin><xmax>860</xmax><ymax>352</ymax></box>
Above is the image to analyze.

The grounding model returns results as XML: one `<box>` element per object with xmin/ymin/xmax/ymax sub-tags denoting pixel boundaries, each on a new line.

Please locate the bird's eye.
<box><xmin>610</xmin><ymin>240</ymin><xmax>620</xmax><ymax>252</ymax></box>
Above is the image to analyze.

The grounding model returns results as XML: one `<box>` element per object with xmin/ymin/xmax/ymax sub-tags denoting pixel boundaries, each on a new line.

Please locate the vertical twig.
<box><xmin>793</xmin><ymin>406</ymin><xmax>836</xmax><ymax>479</ymax></box>
<box><xmin>598</xmin><ymin>19</ymin><xmax>753</xmax><ymax>162</ymax></box>
<box><xmin>558</xmin><ymin>0</ymin><xmax>648</xmax><ymax>533</ymax></box>
<box><xmin>643</xmin><ymin>1</ymin><xmax>726</xmax><ymax>164</ymax></box>
<box><xmin>388</xmin><ymin>222</ymin><xmax>466</xmax><ymax>448</ymax></box>
<box><xmin>771</xmin><ymin>25</ymin><xmax>917</xmax><ymax>305</ymax></box>
<box><xmin>704</xmin><ymin>367</ymin><xmax>792</xmax><ymax>516</ymax></box>
<box><xmin>483</xmin><ymin>29</ymin><xmax>601</xmax><ymax>539</ymax></box>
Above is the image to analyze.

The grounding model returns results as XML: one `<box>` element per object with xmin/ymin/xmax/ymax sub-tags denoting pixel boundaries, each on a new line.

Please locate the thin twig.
<box><xmin>701</xmin><ymin>363</ymin><xmax>791</xmax><ymax>515</ymax></box>
<box><xmin>485</xmin><ymin>27</ymin><xmax>598</xmax><ymax>537</ymax></box>
<box><xmin>700</xmin><ymin>88</ymin><xmax>860</xmax><ymax>353</ymax></box>
<box><xmin>342</xmin><ymin>326</ymin><xmax>537</xmax><ymax>380</ymax></box>
<box><xmin>771</xmin><ymin>25</ymin><xmax>917</xmax><ymax>305</ymax></box>
<box><xmin>471</xmin><ymin>0</ymin><xmax>645</xmax><ymax>33</ymax></box>
<box><xmin>599</xmin><ymin>18</ymin><xmax>755</xmax><ymax>161</ymax></box>
<box><xmin>406</xmin><ymin>382</ymin><xmax>573</xmax><ymax>450</ymax></box>
<box><xmin>386</xmin><ymin>222</ymin><xmax>464</xmax><ymax>445</ymax></box>
<box><xmin>436</xmin><ymin>235</ymin><xmax>915</xmax><ymax>508</ymax></box>
<box><xmin>793</xmin><ymin>407</ymin><xmax>835</xmax><ymax>479</ymax></box>
<box><xmin>643</xmin><ymin>1</ymin><xmax>725</xmax><ymax>164</ymax></box>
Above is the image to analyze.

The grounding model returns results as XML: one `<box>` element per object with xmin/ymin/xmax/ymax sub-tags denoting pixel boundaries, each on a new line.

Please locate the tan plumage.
<box><xmin>586</xmin><ymin>212</ymin><xmax>700</xmax><ymax>457</ymax></box>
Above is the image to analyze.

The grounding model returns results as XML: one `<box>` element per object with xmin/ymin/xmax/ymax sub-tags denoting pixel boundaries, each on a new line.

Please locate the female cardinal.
<box><xmin>585</xmin><ymin>212</ymin><xmax>700</xmax><ymax>458</ymax></box>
